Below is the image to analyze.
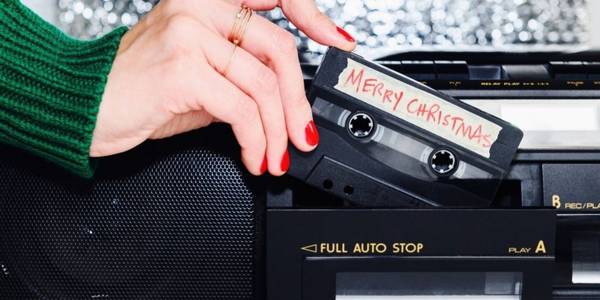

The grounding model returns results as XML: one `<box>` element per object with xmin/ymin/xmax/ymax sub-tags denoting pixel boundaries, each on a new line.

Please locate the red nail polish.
<box><xmin>305</xmin><ymin>120</ymin><xmax>320</xmax><ymax>146</ymax></box>
<box><xmin>260</xmin><ymin>154</ymin><xmax>268</xmax><ymax>174</ymax></box>
<box><xmin>280</xmin><ymin>149</ymin><xmax>290</xmax><ymax>172</ymax></box>
<box><xmin>336</xmin><ymin>26</ymin><xmax>355</xmax><ymax>43</ymax></box>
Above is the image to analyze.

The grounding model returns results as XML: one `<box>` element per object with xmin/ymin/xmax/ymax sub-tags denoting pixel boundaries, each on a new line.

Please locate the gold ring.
<box><xmin>222</xmin><ymin>44</ymin><xmax>237</xmax><ymax>75</ymax></box>
<box><xmin>229</xmin><ymin>5</ymin><xmax>253</xmax><ymax>46</ymax></box>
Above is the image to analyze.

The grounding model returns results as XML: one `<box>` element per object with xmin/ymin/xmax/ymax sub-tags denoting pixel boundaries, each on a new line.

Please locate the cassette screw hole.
<box><xmin>343</xmin><ymin>185</ymin><xmax>354</xmax><ymax>195</ymax></box>
<box><xmin>430</xmin><ymin>149</ymin><xmax>457</xmax><ymax>175</ymax></box>
<box><xmin>323</xmin><ymin>179</ymin><xmax>333</xmax><ymax>190</ymax></box>
<box><xmin>348</xmin><ymin>113</ymin><xmax>374</xmax><ymax>138</ymax></box>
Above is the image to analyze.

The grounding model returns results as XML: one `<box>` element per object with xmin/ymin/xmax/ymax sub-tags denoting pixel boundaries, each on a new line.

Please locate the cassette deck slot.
<box><xmin>464</xmin><ymin>99</ymin><xmax>600</xmax><ymax>150</ymax></box>
<box><xmin>572</xmin><ymin>233</ymin><xmax>600</xmax><ymax>284</ymax></box>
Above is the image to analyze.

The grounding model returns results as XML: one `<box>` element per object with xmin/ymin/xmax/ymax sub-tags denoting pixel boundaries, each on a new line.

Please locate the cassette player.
<box><xmin>267</xmin><ymin>209</ymin><xmax>556</xmax><ymax>300</ymax></box>
<box><xmin>289</xmin><ymin>48</ymin><xmax>523</xmax><ymax>208</ymax></box>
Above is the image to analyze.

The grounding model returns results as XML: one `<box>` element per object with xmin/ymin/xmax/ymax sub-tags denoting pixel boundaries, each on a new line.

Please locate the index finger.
<box><xmin>280</xmin><ymin>0</ymin><xmax>355</xmax><ymax>51</ymax></box>
<box><xmin>238</xmin><ymin>0</ymin><xmax>356</xmax><ymax>51</ymax></box>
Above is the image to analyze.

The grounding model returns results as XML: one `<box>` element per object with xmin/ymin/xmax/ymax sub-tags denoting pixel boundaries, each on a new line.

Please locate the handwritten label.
<box><xmin>334</xmin><ymin>59</ymin><xmax>502</xmax><ymax>158</ymax></box>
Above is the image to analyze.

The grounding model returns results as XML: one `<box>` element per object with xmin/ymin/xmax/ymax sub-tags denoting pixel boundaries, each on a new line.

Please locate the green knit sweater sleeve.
<box><xmin>0</xmin><ymin>0</ymin><xmax>127</xmax><ymax>178</ymax></box>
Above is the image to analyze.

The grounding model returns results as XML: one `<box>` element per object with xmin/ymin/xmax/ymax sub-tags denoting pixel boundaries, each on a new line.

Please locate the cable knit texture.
<box><xmin>0</xmin><ymin>0</ymin><xmax>127</xmax><ymax>178</ymax></box>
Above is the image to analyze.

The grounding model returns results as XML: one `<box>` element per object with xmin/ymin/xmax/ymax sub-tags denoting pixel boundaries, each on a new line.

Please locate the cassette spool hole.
<box><xmin>348</xmin><ymin>113</ymin><xmax>374</xmax><ymax>138</ymax></box>
<box><xmin>344</xmin><ymin>185</ymin><xmax>354</xmax><ymax>195</ymax></box>
<box><xmin>323</xmin><ymin>179</ymin><xmax>334</xmax><ymax>190</ymax></box>
<box><xmin>430</xmin><ymin>149</ymin><xmax>457</xmax><ymax>175</ymax></box>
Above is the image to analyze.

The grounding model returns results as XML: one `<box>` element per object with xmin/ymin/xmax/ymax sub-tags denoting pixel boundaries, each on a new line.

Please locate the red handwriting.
<box><xmin>343</xmin><ymin>67</ymin><xmax>493</xmax><ymax>148</ymax></box>
<box><xmin>345</xmin><ymin>68</ymin><xmax>405</xmax><ymax>112</ymax></box>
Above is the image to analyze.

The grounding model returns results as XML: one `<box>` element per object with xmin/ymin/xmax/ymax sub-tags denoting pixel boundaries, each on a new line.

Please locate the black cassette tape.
<box><xmin>289</xmin><ymin>48</ymin><xmax>523</xmax><ymax>207</ymax></box>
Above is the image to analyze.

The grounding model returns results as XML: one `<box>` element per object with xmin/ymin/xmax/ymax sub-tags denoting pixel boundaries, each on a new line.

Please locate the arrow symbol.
<box><xmin>301</xmin><ymin>244</ymin><xmax>318</xmax><ymax>253</ymax></box>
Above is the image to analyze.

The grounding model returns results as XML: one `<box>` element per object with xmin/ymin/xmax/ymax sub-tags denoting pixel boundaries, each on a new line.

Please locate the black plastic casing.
<box><xmin>289</xmin><ymin>48</ymin><xmax>524</xmax><ymax>208</ymax></box>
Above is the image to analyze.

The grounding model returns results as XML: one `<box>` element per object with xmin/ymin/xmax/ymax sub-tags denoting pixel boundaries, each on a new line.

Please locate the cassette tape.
<box><xmin>289</xmin><ymin>48</ymin><xmax>523</xmax><ymax>207</ymax></box>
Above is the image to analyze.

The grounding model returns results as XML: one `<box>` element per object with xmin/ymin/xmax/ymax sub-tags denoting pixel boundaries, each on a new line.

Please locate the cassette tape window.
<box><xmin>336</xmin><ymin>272</ymin><xmax>523</xmax><ymax>300</ymax></box>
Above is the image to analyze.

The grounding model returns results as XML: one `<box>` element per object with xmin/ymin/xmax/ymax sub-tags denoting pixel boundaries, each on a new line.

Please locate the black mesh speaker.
<box><xmin>0</xmin><ymin>125</ymin><xmax>265</xmax><ymax>300</ymax></box>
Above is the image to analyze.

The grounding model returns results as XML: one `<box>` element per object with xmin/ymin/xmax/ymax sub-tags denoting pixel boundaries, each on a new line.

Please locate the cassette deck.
<box><xmin>271</xmin><ymin>49</ymin><xmax>600</xmax><ymax>300</ymax></box>
<box><xmin>1</xmin><ymin>49</ymin><xmax>600</xmax><ymax>300</ymax></box>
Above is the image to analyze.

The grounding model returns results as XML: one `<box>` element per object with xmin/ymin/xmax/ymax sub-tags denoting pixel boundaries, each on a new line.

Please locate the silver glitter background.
<box><xmin>57</xmin><ymin>0</ymin><xmax>156</xmax><ymax>37</ymax></box>
<box><xmin>56</xmin><ymin>0</ymin><xmax>589</xmax><ymax>61</ymax></box>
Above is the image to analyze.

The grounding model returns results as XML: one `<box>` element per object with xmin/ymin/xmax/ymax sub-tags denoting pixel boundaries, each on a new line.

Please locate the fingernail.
<box><xmin>260</xmin><ymin>154</ymin><xmax>268</xmax><ymax>175</ymax></box>
<box><xmin>336</xmin><ymin>26</ymin><xmax>355</xmax><ymax>43</ymax></box>
<box><xmin>305</xmin><ymin>120</ymin><xmax>320</xmax><ymax>146</ymax></box>
<box><xmin>280</xmin><ymin>149</ymin><xmax>290</xmax><ymax>172</ymax></box>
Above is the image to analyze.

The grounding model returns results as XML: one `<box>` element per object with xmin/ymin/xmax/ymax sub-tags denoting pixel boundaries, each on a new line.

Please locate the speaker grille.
<box><xmin>0</xmin><ymin>127</ymin><xmax>261</xmax><ymax>299</ymax></box>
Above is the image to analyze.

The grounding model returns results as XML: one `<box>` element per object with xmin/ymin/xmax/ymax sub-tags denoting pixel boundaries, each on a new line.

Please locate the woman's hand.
<box><xmin>90</xmin><ymin>0</ymin><xmax>356</xmax><ymax>176</ymax></box>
